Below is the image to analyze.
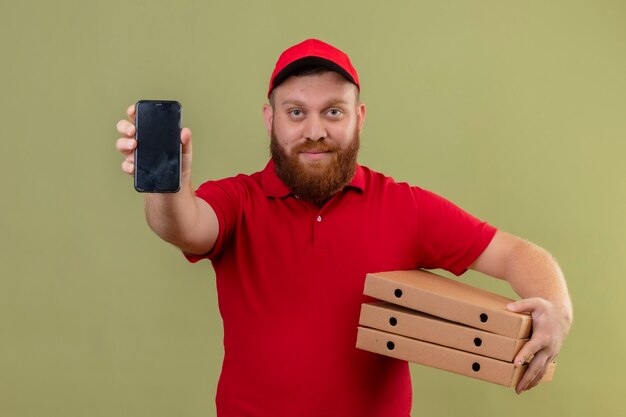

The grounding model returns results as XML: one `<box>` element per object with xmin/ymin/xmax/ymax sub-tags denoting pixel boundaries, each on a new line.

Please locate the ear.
<box><xmin>262</xmin><ymin>104</ymin><xmax>273</xmax><ymax>137</ymax></box>
<box><xmin>356</xmin><ymin>102</ymin><xmax>366</xmax><ymax>134</ymax></box>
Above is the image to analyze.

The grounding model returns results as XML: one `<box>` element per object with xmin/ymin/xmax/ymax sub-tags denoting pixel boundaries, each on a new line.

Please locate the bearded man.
<box><xmin>115</xmin><ymin>39</ymin><xmax>572</xmax><ymax>417</ymax></box>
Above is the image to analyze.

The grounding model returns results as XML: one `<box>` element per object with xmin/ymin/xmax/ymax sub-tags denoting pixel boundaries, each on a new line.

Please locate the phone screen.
<box><xmin>134</xmin><ymin>100</ymin><xmax>181</xmax><ymax>192</ymax></box>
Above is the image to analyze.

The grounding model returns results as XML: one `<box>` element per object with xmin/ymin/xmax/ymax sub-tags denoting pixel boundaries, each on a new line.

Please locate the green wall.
<box><xmin>1</xmin><ymin>0</ymin><xmax>624</xmax><ymax>416</ymax></box>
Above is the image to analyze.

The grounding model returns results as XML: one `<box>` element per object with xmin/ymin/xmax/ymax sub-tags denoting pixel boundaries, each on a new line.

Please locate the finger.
<box><xmin>513</xmin><ymin>337</ymin><xmax>542</xmax><ymax>367</ymax></box>
<box><xmin>116</xmin><ymin>119</ymin><xmax>136</xmax><ymax>137</ymax></box>
<box><xmin>181</xmin><ymin>127</ymin><xmax>192</xmax><ymax>155</ymax></box>
<box><xmin>121</xmin><ymin>159</ymin><xmax>135</xmax><ymax>175</ymax></box>
<box><xmin>116</xmin><ymin>138</ymin><xmax>137</xmax><ymax>154</ymax></box>
<box><xmin>516</xmin><ymin>351</ymin><xmax>550</xmax><ymax>394</ymax></box>
<box><xmin>524</xmin><ymin>373</ymin><xmax>543</xmax><ymax>392</ymax></box>
<box><xmin>127</xmin><ymin>104</ymin><xmax>136</xmax><ymax>122</ymax></box>
<box><xmin>506</xmin><ymin>298</ymin><xmax>543</xmax><ymax>314</ymax></box>
<box><xmin>525</xmin><ymin>359</ymin><xmax>553</xmax><ymax>392</ymax></box>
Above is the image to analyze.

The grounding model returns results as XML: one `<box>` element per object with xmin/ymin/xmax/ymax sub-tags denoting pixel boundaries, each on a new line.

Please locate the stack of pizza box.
<box><xmin>356</xmin><ymin>269</ymin><xmax>556</xmax><ymax>388</ymax></box>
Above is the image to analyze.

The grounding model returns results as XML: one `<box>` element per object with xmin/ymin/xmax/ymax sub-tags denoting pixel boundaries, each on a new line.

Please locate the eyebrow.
<box><xmin>279</xmin><ymin>99</ymin><xmax>304</xmax><ymax>107</ymax></box>
<box><xmin>279</xmin><ymin>98</ymin><xmax>350</xmax><ymax>107</ymax></box>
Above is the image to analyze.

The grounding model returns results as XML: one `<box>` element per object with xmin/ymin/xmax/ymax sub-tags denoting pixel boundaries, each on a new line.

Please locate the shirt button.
<box><xmin>316</xmin><ymin>215</ymin><xmax>322</xmax><ymax>222</ymax></box>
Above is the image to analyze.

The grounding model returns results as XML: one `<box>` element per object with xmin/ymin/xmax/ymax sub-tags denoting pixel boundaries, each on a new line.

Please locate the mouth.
<box><xmin>300</xmin><ymin>150</ymin><xmax>332</xmax><ymax>161</ymax></box>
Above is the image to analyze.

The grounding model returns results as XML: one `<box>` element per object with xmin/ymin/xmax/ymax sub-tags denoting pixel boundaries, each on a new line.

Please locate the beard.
<box><xmin>270</xmin><ymin>130</ymin><xmax>360</xmax><ymax>207</ymax></box>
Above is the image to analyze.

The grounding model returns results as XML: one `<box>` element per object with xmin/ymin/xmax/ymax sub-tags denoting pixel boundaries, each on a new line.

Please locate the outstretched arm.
<box><xmin>115</xmin><ymin>104</ymin><xmax>219</xmax><ymax>255</ymax></box>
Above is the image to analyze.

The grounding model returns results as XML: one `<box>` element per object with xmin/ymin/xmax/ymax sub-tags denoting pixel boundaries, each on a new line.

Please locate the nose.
<box><xmin>303</xmin><ymin>114</ymin><xmax>327</xmax><ymax>142</ymax></box>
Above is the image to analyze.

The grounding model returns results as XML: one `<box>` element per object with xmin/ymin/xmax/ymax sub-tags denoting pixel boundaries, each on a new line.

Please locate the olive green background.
<box><xmin>1</xmin><ymin>0</ymin><xmax>624</xmax><ymax>416</ymax></box>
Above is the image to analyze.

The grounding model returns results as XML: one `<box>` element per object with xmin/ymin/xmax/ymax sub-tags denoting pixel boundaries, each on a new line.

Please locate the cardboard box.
<box><xmin>356</xmin><ymin>327</ymin><xmax>555</xmax><ymax>388</ymax></box>
<box><xmin>363</xmin><ymin>270</ymin><xmax>532</xmax><ymax>339</ymax></box>
<box><xmin>359</xmin><ymin>302</ymin><xmax>528</xmax><ymax>362</ymax></box>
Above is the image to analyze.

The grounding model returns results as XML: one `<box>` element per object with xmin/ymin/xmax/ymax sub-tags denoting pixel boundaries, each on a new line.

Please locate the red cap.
<box><xmin>268</xmin><ymin>39</ymin><xmax>360</xmax><ymax>97</ymax></box>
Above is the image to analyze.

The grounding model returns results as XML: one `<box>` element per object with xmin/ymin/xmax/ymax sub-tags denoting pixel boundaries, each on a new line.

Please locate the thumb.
<box><xmin>507</xmin><ymin>297</ymin><xmax>548</xmax><ymax>315</ymax></box>
<box><xmin>506</xmin><ymin>298</ymin><xmax>538</xmax><ymax>314</ymax></box>
<box><xmin>181</xmin><ymin>127</ymin><xmax>192</xmax><ymax>155</ymax></box>
<box><xmin>180</xmin><ymin>127</ymin><xmax>193</xmax><ymax>183</ymax></box>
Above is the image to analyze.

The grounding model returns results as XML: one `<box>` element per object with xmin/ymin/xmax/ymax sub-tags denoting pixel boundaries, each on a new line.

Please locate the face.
<box><xmin>263</xmin><ymin>71</ymin><xmax>366</xmax><ymax>206</ymax></box>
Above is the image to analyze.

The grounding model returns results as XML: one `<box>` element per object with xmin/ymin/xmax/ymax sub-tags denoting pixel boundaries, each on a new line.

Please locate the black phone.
<box><xmin>134</xmin><ymin>100</ymin><xmax>182</xmax><ymax>193</ymax></box>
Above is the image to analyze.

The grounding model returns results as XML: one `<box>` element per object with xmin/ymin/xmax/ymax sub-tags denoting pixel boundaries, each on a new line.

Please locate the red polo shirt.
<box><xmin>187</xmin><ymin>161</ymin><xmax>497</xmax><ymax>417</ymax></box>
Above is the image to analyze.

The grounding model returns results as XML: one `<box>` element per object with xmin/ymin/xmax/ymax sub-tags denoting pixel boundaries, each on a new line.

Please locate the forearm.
<box><xmin>503</xmin><ymin>239</ymin><xmax>573</xmax><ymax>326</ymax></box>
<box><xmin>144</xmin><ymin>180</ymin><xmax>217</xmax><ymax>254</ymax></box>
<box><xmin>472</xmin><ymin>232</ymin><xmax>573</xmax><ymax>325</ymax></box>
<box><xmin>471</xmin><ymin>231</ymin><xmax>573</xmax><ymax>392</ymax></box>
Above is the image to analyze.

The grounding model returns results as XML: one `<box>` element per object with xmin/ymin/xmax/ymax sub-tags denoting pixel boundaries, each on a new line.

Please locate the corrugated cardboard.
<box><xmin>356</xmin><ymin>327</ymin><xmax>555</xmax><ymax>388</ymax></box>
<box><xmin>359</xmin><ymin>302</ymin><xmax>527</xmax><ymax>362</ymax></box>
<box><xmin>363</xmin><ymin>270</ymin><xmax>532</xmax><ymax>339</ymax></box>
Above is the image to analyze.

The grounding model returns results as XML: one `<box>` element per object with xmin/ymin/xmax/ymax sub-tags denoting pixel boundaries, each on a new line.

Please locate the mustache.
<box><xmin>293</xmin><ymin>140</ymin><xmax>338</xmax><ymax>153</ymax></box>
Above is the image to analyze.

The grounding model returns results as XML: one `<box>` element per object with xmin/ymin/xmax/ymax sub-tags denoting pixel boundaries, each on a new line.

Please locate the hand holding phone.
<box><xmin>134</xmin><ymin>100</ymin><xmax>182</xmax><ymax>193</ymax></box>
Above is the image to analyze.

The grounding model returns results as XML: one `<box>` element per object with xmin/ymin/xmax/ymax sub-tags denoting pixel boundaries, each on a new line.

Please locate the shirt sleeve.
<box><xmin>413</xmin><ymin>187</ymin><xmax>497</xmax><ymax>276</ymax></box>
<box><xmin>183</xmin><ymin>177</ymin><xmax>245</xmax><ymax>263</ymax></box>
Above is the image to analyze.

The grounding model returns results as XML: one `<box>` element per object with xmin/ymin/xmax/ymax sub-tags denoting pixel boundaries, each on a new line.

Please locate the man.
<box><xmin>115</xmin><ymin>39</ymin><xmax>572</xmax><ymax>416</ymax></box>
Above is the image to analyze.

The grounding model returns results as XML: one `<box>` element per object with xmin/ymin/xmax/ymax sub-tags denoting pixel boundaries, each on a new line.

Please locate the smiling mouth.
<box><xmin>300</xmin><ymin>150</ymin><xmax>332</xmax><ymax>161</ymax></box>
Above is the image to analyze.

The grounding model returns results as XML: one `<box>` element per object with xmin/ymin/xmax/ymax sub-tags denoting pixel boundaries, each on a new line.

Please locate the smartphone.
<box><xmin>134</xmin><ymin>100</ymin><xmax>182</xmax><ymax>193</ymax></box>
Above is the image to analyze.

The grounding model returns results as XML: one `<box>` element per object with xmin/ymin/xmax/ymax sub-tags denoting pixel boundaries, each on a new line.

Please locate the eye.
<box><xmin>289</xmin><ymin>109</ymin><xmax>304</xmax><ymax>118</ymax></box>
<box><xmin>326</xmin><ymin>108</ymin><xmax>344</xmax><ymax>118</ymax></box>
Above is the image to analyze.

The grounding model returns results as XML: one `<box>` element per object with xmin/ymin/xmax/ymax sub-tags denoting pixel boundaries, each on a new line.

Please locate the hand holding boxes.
<box><xmin>356</xmin><ymin>270</ymin><xmax>556</xmax><ymax>388</ymax></box>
